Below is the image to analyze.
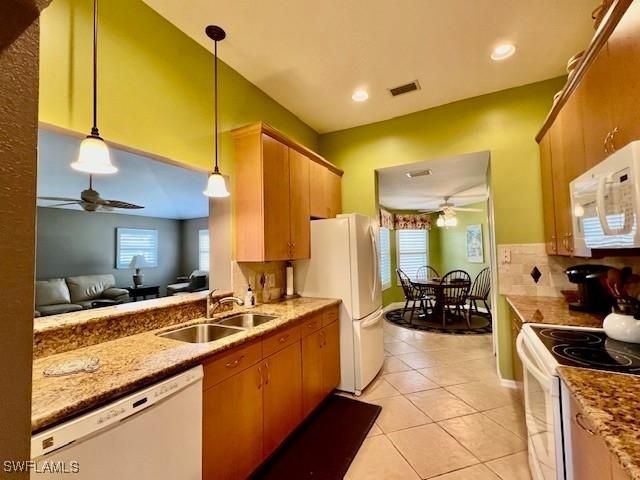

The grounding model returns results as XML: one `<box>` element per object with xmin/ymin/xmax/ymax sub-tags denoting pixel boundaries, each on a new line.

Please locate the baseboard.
<box><xmin>499</xmin><ymin>378</ymin><xmax>519</xmax><ymax>389</ymax></box>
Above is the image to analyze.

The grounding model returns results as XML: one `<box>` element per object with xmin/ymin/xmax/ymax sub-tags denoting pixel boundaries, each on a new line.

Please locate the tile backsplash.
<box><xmin>497</xmin><ymin>243</ymin><xmax>640</xmax><ymax>297</ymax></box>
<box><xmin>232</xmin><ymin>261</ymin><xmax>286</xmax><ymax>303</ymax></box>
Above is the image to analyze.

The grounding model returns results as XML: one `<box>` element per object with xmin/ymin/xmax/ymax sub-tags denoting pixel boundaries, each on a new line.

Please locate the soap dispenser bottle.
<box><xmin>244</xmin><ymin>284</ymin><xmax>255</xmax><ymax>308</ymax></box>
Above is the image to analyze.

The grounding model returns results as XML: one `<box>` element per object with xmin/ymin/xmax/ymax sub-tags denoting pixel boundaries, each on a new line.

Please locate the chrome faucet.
<box><xmin>207</xmin><ymin>293</ymin><xmax>244</xmax><ymax>318</ymax></box>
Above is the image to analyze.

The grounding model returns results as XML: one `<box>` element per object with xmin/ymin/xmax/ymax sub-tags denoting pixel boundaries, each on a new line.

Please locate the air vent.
<box><xmin>389</xmin><ymin>80</ymin><xmax>421</xmax><ymax>97</ymax></box>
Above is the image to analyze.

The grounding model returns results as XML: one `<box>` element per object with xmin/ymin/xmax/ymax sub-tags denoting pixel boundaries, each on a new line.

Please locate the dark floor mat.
<box><xmin>252</xmin><ymin>394</ymin><xmax>381</xmax><ymax>480</ymax></box>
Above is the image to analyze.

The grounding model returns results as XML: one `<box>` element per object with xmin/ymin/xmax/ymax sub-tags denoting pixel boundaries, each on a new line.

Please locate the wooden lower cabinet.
<box><xmin>203</xmin><ymin>308</ymin><xmax>341</xmax><ymax>479</ymax></box>
<box><xmin>203</xmin><ymin>362</ymin><xmax>263</xmax><ymax>480</ymax></box>
<box><xmin>262</xmin><ymin>342</ymin><xmax>302</xmax><ymax>457</ymax></box>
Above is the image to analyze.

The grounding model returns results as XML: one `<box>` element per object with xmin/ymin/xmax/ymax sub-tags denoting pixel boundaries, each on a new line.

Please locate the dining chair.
<box><xmin>396</xmin><ymin>268</ymin><xmax>423</xmax><ymax>325</ymax></box>
<box><xmin>440</xmin><ymin>270</ymin><xmax>472</xmax><ymax>327</ymax></box>
<box><xmin>415</xmin><ymin>265</ymin><xmax>439</xmax><ymax>314</ymax></box>
<box><xmin>467</xmin><ymin>267</ymin><xmax>491</xmax><ymax>323</ymax></box>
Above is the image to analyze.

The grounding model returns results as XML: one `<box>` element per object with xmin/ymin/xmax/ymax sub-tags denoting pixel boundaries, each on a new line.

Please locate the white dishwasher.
<box><xmin>31</xmin><ymin>365</ymin><xmax>203</xmax><ymax>480</ymax></box>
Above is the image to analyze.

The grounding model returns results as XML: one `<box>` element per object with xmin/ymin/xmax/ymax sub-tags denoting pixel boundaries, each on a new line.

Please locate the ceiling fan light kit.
<box><xmin>203</xmin><ymin>25</ymin><xmax>231</xmax><ymax>198</ymax></box>
<box><xmin>71</xmin><ymin>0</ymin><xmax>118</xmax><ymax>176</ymax></box>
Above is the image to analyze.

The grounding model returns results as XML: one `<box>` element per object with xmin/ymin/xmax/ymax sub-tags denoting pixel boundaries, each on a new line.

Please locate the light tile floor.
<box><xmin>344</xmin><ymin>320</ymin><xmax>532</xmax><ymax>480</ymax></box>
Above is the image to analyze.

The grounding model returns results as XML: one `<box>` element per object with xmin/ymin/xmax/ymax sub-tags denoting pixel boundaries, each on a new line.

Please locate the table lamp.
<box><xmin>129</xmin><ymin>255</ymin><xmax>148</xmax><ymax>287</ymax></box>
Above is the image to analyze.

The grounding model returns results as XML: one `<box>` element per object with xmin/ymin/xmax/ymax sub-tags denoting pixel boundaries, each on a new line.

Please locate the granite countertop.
<box><xmin>32</xmin><ymin>297</ymin><xmax>340</xmax><ymax>433</ymax></box>
<box><xmin>506</xmin><ymin>295</ymin><xmax>604</xmax><ymax>328</ymax></box>
<box><xmin>558</xmin><ymin>367</ymin><xmax>640</xmax><ymax>480</ymax></box>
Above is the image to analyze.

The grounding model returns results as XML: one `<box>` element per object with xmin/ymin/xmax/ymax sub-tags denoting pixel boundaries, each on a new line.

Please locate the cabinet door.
<box><xmin>327</xmin><ymin>170</ymin><xmax>342</xmax><ymax>218</ymax></box>
<box><xmin>568</xmin><ymin>392</ymin><xmax>612</xmax><ymax>480</ymax></box>
<box><xmin>203</xmin><ymin>363</ymin><xmax>264</xmax><ymax>480</ymax></box>
<box><xmin>309</xmin><ymin>160</ymin><xmax>327</xmax><ymax>218</ymax></box>
<box><xmin>550</xmin><ymin>92</ymin><xmax>586</xmax><ymax>255</ymax></box>
<box><xmin>321</xmin><ymin>320</ymin><xmax>341</xmax><ymax>395</ymax></box>
<box><xmin>608</xmin><ymin>1</ymin><xmax>640</xmax><ymax>150</ymax></box>
<box><xmin>301</xmin><ymin>329</ymin><xmax>325</xmax><ymax>416</ymax></box>
<box><xmin>580</xmin><ymin>45</ymin><xmax>615</xmax><ymax>169</ymax></box>
<box><xmin>262</xmin><ymin>342</ymin><xmax>302</xmax><ymax>457</ymax></box>
<box><xmin>289</xmin><ymin>149</ymin><xmax>311</xmax><ymax>259</ymax></box>
<box><xmin>263</xmin><ymin>134</ymin><xmax>291</xmax><ymax>261</ymax></box>
<box><xmin>539</xmin><ymin>132</ymin><xmax>557</xmax><ymax>255</ymax></box>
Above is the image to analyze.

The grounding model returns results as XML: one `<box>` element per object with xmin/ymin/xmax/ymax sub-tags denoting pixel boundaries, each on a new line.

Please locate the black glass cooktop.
<box><xmin>531</xmin><ymin>327</ymin><xmax>640</xmax><ymax>375</ymax></box>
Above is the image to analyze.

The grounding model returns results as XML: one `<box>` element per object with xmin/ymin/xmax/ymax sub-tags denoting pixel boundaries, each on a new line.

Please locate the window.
<box><xmin>379</xmin><ymin>227</ymin><xmax>391</xmax><ymax>290</ymax></box>
<box><xmin>116</xmin><ymin>228</ymin><xmax>158</xmax><ymax>269</ymax></box>
<box><xmin>396</xmin><ymin>229</ymin><xmax>428</xmax><ymax>281</ymax></box>
<box><xmin>199</xmin><ymin>229</ymin><xmax>210</xmax><ymax>271</ymax></box>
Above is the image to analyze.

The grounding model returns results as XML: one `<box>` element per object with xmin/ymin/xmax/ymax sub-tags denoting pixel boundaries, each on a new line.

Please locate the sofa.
<box><xmin>166</xmin><ymin>270</ymin><xmax>208</xmax><ymax>296</ymax></box>
<box><xmin>35</xmin><ymin>274</ymin><xmax>130</xmax><ymax>317</ymax></box>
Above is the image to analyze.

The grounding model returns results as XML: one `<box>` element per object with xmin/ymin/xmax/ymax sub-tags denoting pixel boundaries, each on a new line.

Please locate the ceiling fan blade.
<box><xmin>453</xmin><ymin>207</ymin><xmax>483</xmax><ymax>212</ymax></box>
<box><xmin>38</xmin><ymin>196</ymin><xmax>81</xmax><ymax>202</ymax></box>
<box><xmin>45</xmin><ymin>202</ymin><xmax>81</xmax><ymax>208</ymax></box>
<box><xmin>103</xmin><ymin>199</ymin><xmax>144</xmax><ymax>209</ymax></box>
<box><xmin>418</xmin><ymin>209</ymin><xmax>442</xmax><ymax>214</ymax></box>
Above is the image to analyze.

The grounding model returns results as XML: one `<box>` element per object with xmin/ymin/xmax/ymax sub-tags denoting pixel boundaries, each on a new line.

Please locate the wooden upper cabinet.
<box><xmin>263</xmin><ymin>134</ymin><xmax>292</xmax><ymax>261</ymax></box>
<box><xmin>233</xmin><ymin>122</ymin><xmax>342</xmax><ymax>261</ymax></box>
<box><xmin>579</xmin><ymin>45</ymin><xmax>615</xmax><ymax>169</ymax></box>
<box><xmin>539</xmin><ymin>131</ymin><xmax>557</xmax><ymax>255</ymax></box>
<box><xmin>289</xmin><ymin>149</ymin><xmax>311</xmax><ymax>259</ymax></box>
<box><xmin>607</xmin><ymin>0</ymin><xmax>640</xmax><ymax>150</ymax></box>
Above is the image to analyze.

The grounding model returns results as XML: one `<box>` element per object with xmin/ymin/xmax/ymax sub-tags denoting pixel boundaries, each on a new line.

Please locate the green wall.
<box><xmin>320</xmin><ymin>78</ymin><xmax>565</xmax><ymax>380</ymax></box>
<box><xmin>39</xmin><ymin>0</ymin><xmax>318</xmax><ymax>175</ymax></box>
<box><xmin>436</xmin><ymin>201</ymin><xmax>490</xmax><ymax>280</ymax></box>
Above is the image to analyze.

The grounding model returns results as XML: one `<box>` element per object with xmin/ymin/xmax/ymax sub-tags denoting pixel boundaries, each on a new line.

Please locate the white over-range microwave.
<box><xmin>570</xmin><ymin>141</ymin><xmax>640</xmax><ymax>257</ymax></box>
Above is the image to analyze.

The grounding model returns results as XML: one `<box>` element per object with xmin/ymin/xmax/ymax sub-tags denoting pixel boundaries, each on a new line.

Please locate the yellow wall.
<box><xmin>319</xmin><ymin>78</ymin><xmax>565</xmax><ymax>379</ymax></box>
<box><xmin>39</xmin><ymin>0</ymin><xmax>318</xmax><ymax>176</ymax></box>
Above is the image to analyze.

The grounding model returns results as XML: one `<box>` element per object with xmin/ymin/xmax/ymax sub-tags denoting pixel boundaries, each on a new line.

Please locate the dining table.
<box><xmin>411</xmin><ymin>277</ymin><xmax>472</xmax><ymax>322</ymax></box>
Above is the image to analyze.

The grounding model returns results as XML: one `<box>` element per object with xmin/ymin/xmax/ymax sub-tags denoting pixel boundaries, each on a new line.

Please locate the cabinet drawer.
<box><xmin>203</xmin><ymin>341</ymin><xmax>262</xmax><ymax>390</ymax></box>
<box><xmin>300</xmin><ymin>313</ymin><xmax>323</xmax><ymax>336</ymax></box>
<box><xmin>263</xmin><ymin>324</ymin><xmax>301</xmax><ymax>357</ymax></box>
<box><xmin>323</xmin><ymin>305</ymin><xmax>339</xmax><ymax>326</ymax></box>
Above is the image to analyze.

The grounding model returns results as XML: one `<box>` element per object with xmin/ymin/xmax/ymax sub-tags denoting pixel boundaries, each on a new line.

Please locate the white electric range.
<box><xmin>517</xmin><ymin>323</ymin><xmax>640</xmax><ymax>480</ymax></box>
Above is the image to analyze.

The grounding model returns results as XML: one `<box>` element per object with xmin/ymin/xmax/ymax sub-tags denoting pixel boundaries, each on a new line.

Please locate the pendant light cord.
<box><xmin>91</xmin><ymin>0</ymin><xmax>99</xmax><ymax>137</ymax></box>
<box><xmin>214</xmin><ymin>39</ymin><xmax>219</xmax><ymax>173</ymax></box>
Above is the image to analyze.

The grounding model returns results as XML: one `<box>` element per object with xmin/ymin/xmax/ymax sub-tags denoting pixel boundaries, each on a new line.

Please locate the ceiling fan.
<box><xmin>38</xmin><ymin>175</ymin><xmax>144</xmax><ymax>212</ymax></box>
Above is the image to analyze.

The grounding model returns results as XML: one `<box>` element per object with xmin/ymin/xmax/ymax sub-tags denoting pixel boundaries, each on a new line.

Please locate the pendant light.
<box><xmin>203</xmin><ymin>25</ymin><xmax>230</xmax><ymax>198</ymax></box>
<box><xmin>71</xmin><ymin>0</ymin><xmax>117</xmax><ymax>175</ymax></box>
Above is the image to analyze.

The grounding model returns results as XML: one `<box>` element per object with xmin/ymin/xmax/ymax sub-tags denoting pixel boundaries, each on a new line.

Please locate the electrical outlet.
<box><xmin>268</xmin><ymin>273</ymin><xmax>276</xmax><ymax>287</ymax></box>
<box><xmin>501</xmin><ymin>248</ymin><xmax>511</xmax><ymax>264</ymax></box>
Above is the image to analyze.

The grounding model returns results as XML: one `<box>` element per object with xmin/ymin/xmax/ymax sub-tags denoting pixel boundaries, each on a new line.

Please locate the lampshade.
<box><xmin>129</xmin><ymin>254</ymin><xmax>148</xmax><ymax>269</ymax></box>
<box><xmin>71</xmin><ymin>136</ymin><xmax>117</xmax><ymax>174</ymax></box>
<box><xmin>447</xmin><ymin>217</ymin><xmax>458</xmax><ymax>227</ymax></box>
<box><xmin>203</xmin><ymin>171</ymin><xmax>230</xmax><ymax>198</ymax></box>
<box><xmin>436</xmin><ymin>215</ymin><xmax>445</xmax><ymax>227</ymax></box>
<box><xmin>573</xmin><ymin>203</ymin><xmax>585</xmax><ymax>218</ymax></box>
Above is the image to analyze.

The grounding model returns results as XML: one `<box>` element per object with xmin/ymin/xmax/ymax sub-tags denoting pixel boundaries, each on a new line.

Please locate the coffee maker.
<box><xmin>565</xmin><ymin>264</ymin><xmax>615</xmax><ymax>313</ymax></box>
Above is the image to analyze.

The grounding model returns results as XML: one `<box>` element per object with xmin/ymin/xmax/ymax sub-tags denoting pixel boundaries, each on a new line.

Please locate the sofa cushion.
<box><xmin>102</xmin><ymin>287</ymin><xmax>130</xmax><ymax>301</ymax></box>
<box><xmin>66</xmin><ymin>274</ymin><xmax>117</xmax><ymax>303</ymax></box>
<box><xmin>37</xmin><ymin>304</ymin><xmax>83</xmax><ymax>316</ymax></box>
<box><xmin>35</xmin><ymin>279</ymin><xmax>71</xmax><ymax>307</ymax></box>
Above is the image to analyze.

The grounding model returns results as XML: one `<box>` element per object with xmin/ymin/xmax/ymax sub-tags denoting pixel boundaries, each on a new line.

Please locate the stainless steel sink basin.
<box><xmin>217</xmin><ymin>313</ymin><xmax>277</xmax><ymax>328</ymax></box>
<box><xmin>158</xmin><ymin>324</ymin><xmax>243</xmax><ymax>343</ymax></box>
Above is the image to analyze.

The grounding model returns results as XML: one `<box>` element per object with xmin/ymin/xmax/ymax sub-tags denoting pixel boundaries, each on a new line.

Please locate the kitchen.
<box><xmin>2</xmin><ymin>1</ymin><xmax>640</xmax><ymax>479</ymax></box>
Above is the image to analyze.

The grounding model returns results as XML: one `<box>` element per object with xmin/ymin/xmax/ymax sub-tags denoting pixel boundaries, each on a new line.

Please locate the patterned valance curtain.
<box><xmin>379</xmin><ymin>208</ymin><xmax>394</xmax><ymax>230</ymax></box>
<box><xmin>394</xmin><ymin>214</ymin><xmax>431</xmax><ymax>230</ymax></box>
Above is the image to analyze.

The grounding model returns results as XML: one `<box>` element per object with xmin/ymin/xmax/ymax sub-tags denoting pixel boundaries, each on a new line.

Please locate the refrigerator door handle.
<box><xmin>369</xmin><ymin>226</ymin><xmax>380</xmax><ymax>301</ymax></box>
<box><xmin>361</xmin><ymin>310</ymin><xmax>383</xmax><ymax>328</ymax></box>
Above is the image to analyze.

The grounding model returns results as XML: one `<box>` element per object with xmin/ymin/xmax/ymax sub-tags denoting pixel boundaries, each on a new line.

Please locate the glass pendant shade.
<box><xmin>203</xmin><ymin>171</ymin><xmax>230</xmax><ymax>198</ymax></box>
<box><xmin>436</xmin><ymin>215</ymin><xmax>445</xmax><ymax>227</ymax></box>
<box><xmin>71</xmin><ymin>136</ymin><xmax>117</xmax><ymax>174</ymax></box>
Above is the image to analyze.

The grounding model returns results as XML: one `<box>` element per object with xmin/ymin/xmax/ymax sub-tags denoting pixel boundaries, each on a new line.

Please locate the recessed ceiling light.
<box><xmin>491</xmin><ymin>43</ymin><xmax>516</xmax><ymax>61</ymax></box>
<box><xmin>352</xmin><ymin>90</ymin><xmax>369</xmax><ymax>102</ymax></box>
<box><xmin>406</xmin><ymin>169</ymin><xmax>432</xmax><ymax>178</ymax></box>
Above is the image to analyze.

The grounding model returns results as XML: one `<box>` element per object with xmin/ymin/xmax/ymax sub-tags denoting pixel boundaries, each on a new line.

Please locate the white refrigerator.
<box><xmin>294</xmin><ymin>213</ymin><xmax>384</xmax><ymax>395</ymax></box>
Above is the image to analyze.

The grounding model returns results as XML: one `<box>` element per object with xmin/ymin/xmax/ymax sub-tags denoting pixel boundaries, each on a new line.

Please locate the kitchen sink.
<box><xmin>158</xmin><ymin>324</ymin><xmax>243</xmax><ymax>343</ymax></box>
<box><xmin>217</xmin><ymin>313</ymin><xmax>277</xmax><ymax>328</ymax></box>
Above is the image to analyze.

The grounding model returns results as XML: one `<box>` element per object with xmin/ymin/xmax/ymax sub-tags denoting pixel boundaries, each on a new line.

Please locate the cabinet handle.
<box><xmin>575</xmin><ymin>413</ymin><xmax>595</xmax><ymax>436</ymax></box>
<box><xmin>307</xmin><ymin>321</ymin><xmax>318</xmax><ymax>329</ymax></box>
<box><xmin>609</xmin><ymin>127</ymin><xmax>620</xmax><ymax>153</ymax></box>
<box><xmin>604</xmin><ymin>131</ymin><xmax>613</xmax><ymax>154</ymax></box>
<box><xmin>225</xmin><ymin>355</ymin><xmax>244</xmax><ymax>369</ymax></box>
<box><xmin>279</xmin><ymin>334</ymin><xmax>290</xmax><ymax>343</ymax></box>
<box><xmin>264</xmin><ymin>362</ymin><xmax>270</xmax><ymax>385</ymax></box>
<box><xmin>258</xmin><ymin>366</ymin><xmax>263</xmax><ymax>389</ymax></box>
